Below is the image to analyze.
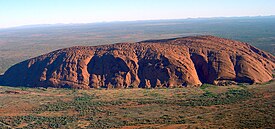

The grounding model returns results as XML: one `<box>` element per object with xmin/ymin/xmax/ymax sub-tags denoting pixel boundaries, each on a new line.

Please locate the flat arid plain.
<box><xmin>0</xmin><ymin>81</ymin><xmax>274</xmax><ymax>128</ymax></box>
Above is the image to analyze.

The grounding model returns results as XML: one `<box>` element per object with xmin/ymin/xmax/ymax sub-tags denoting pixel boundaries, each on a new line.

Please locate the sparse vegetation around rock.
<box><xmin>0</xmin><ymin>79</ymin><xmax>274</xmax><ymax>128</ymax></box>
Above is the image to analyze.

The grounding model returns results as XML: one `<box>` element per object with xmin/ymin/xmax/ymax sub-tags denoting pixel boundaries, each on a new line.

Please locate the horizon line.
<box><xmin>1</xmin><ymin>15</ymin><xmax>274</xmax><ymax>30</ymax></box>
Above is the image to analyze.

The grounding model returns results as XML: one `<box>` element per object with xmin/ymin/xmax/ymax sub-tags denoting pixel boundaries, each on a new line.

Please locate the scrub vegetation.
<box><xmin>0</xmin><ymin>81</ymin><xmax>274</xmax><ymax>128</ymax></box>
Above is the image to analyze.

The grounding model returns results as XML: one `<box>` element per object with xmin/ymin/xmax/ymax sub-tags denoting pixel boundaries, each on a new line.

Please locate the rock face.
<box><xmin>1</xmin><ymin>36</ymin><xmax>274</xmax><ymax>89</ymax></box>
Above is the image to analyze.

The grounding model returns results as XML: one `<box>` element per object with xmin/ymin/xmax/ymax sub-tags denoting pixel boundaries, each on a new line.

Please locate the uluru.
<box><xmin>0</xmin><ymin>35</ymin><xmax>274</xmax><ymax>89</ymax></box>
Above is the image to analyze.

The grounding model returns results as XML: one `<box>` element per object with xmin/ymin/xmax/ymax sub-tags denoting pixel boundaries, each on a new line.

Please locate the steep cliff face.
<box><xmin>1</xmin><ymin>36</ymin><xmax>274</xmax><ymax>89</ymax></box>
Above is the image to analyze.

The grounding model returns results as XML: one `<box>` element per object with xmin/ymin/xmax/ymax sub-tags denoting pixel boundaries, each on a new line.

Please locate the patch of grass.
<box><xmin>201</xmin><ymin>91</ymin><xmax>217</xmax><ymax>98</ymax></box>
<box><xmin>0</xmin><ymin>115</ymin><xmax>79</xmax><ymax>128</ymax></box>
<box><xmin>237</xmin><ymin>83</ymin><xmax>248</xmax><ymax>88</ymax></box>
<box><xmin>35</xmin><ymin>93</ymin><xmax>124</xmax><ymax>117</ymax></box>
<box><xmin>179</xmin><ymin>89</ymin><xmax>252</xmax><ymax>106</ymax></box>
<box><xmin>261</xmin><ymin>79</ymin><xmax>274</xmax><ymax>85</ymax></box>
<box><xmin>135</xmin><ymin>89</ymin><xmax>252</xmax><ymax>107</ymax></box>
<box><xmin>136</xmin><ymin>99</ymin><xmax>172</xmax><ymax>105</ymax></box>
<box><xmin>200</xmin><ymin>83</ymin><xmax>215</xmax><ymax>90</ymax></box>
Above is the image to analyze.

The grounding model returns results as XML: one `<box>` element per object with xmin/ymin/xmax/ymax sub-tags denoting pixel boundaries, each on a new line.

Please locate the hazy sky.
<box><xmin>0</xmin><ymin>0</ymin><xmax>274</xmax><ymax>28</ymax></box>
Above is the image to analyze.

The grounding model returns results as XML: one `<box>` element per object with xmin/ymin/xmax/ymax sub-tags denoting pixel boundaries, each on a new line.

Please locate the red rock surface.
<box><xmin>1</xmin><ymin>36</ymin><xmax>274</xmax><ymax>89</ymax></box>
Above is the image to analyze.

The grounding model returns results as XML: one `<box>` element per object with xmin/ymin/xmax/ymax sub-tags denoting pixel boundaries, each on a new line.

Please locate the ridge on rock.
<box><xmin>1</xmin><ymin>35</ymin><xmax>274</xmax><ymax>89</ymax></box>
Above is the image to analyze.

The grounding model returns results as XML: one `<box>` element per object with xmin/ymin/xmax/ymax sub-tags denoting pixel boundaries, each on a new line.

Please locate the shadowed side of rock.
<box><xmin>0</xmin><ymin>75</ymin><xmax>3</xmax><ymax>85</ymax></box>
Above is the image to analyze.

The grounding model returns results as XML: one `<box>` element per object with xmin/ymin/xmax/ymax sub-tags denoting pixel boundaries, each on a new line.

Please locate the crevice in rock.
<box><xmin>233</xmin><ymin>55</ymin><xmax>254</xmax><ymax>84</ymax></box>
<box><xmin>137</xmin><ymin>55</ymin><xmax>170</xmax><ymax>88</ymax></box>
<box><xmin>87</xmin><ymin>54</ymin><xmax>130</xmax><ymax>88</ymax></box>
<box><xmin>190</xmin><ymin>52</ymin><xmax>217</xmax><ymax>84</ymax></box>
